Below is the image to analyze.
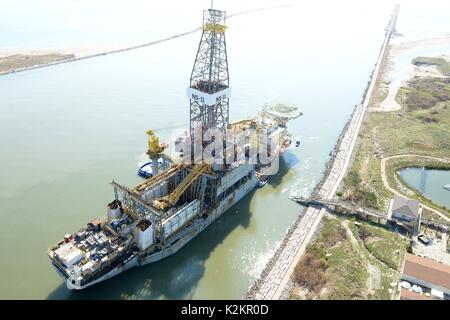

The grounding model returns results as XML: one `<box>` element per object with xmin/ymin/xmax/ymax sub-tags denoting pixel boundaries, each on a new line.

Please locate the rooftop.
<box><xmin>392</xmin><ymin>195</ymin><xmax>420</xmax><ymax>218</ymax></box>
<box><xmin>400</xmin><ymin>288</ymin><xmax>435</xmax><ymax>300</ymax></box>
<box><xmin>403</xmin><ymin>253</ymin><xmax>450</xmax><ymax>291</ymax></box>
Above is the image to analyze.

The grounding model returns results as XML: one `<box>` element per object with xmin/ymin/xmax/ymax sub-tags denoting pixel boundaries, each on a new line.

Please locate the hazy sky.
<box><xmin>0</xmin><ymin>0</ymin><xmax>449</xmax><ymax>47</ymax></box>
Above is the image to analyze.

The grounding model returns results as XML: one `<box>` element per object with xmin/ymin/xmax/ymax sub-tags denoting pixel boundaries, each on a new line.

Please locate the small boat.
<box><xmin>138</xmin><ymin>162</ymin><xmax>153</xmax><ymax>178</ymax></box>
<box><xmin>258</xmin><ymin>180</ymin><xmax>268</xmax><ymax>188</ymax></box>
<box><xmin>137</xmin><ymin>159</ymin><xmax>163</xmax><ymax>178</ymax></box>
<box><xmin>444</xmin><ymin>184</ymin><xmax>450</xmax><ymax>191</ymax></box>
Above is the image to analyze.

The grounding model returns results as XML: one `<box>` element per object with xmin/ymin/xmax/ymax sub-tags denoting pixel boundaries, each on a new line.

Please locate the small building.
<box><xmin>390</xmin><ymin>195</ymin><xmax>420</xmax><ymax>222</ymax></box>
<box><xmin>400</xmin><ymin>253</ymin><xmax>450</xmax><ymax>300</ymax></box>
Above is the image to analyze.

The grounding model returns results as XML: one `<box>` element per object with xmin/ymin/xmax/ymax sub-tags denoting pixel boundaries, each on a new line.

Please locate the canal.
<box><xmin>1</xmin><ymin>0</ymin><xmax>448</xmax><ymax>299</ymax></box>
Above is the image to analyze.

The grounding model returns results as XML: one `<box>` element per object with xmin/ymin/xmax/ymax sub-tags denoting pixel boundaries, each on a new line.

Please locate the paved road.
<box><xmin>380</xmin><ymin>155</ymin><xmax>450</xmax><ymax>222</ymax></box>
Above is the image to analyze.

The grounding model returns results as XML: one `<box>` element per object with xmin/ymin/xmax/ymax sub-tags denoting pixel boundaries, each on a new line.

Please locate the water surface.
<box><xmin>399</xmin><ymin>168</ymin><xmax>450</xmax><ymax>209</ymax></box>
<box><xmin>1</xmin><ymin>0</ymin><xmax>448</xmax><ymax>299</ymax></box>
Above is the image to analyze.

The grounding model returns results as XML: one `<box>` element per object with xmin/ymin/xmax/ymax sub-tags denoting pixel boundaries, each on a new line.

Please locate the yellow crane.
<box><xmin>152</xmin><ymin>164</ymin><xmax>211</xmax><ymax>211</ymax></box>
<box><xmin>146</xmin><ymin>130</ymin><xmax>166</xmax><ymax>159</ymax></box>
<box><xmin>133</xmin><ymin>164</ymin><xmax>183</xmax><ymax>193</ymax></box>
<box><xmin>146</xmin><ymin>129</ymin><xmax>167</xmax><ymax>177</ymax></box>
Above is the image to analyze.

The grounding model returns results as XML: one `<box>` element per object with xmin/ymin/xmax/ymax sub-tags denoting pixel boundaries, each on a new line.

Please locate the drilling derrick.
<box><xmin>47</xmin><ymin>3</ymin><xmax>303</xmax><ymax>291</ymax></box>
<box><xmin>187</xmin><ymin>8</ymin><xmax>230</xmax><ymax>151</ymax></box>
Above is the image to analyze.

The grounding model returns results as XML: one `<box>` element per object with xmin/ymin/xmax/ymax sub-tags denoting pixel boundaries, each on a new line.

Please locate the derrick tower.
<box><xmin>187</xmin><ymin>8</ymin><xmax>230</xmax><ymax>145</ymax></box>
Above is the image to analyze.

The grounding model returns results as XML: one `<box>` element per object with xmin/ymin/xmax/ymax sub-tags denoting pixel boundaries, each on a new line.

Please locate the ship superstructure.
<box><xmin>48</xmin><ymin>6</ymin><xmax>301</xmax><ymax>290</ymax></box>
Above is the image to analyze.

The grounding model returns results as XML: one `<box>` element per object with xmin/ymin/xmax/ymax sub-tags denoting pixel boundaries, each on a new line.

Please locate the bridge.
<box><xmin>290</xmin><ymin>193</ymin><xmax>449</xmax><ymax>233</ymax></box>
<box><xmin>289</xmin><ymin>193</ymin><xmax>392</xmax><ymax>221</ymax></box>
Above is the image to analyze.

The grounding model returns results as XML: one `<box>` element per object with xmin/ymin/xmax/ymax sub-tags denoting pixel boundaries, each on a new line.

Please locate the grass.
<box><xmin>397</xmin><ymin>77</ymin><xmax>450</xmax><ymax>111</ymax></box>
<box><xmin>372</xmin><ymin>104</ymin><xmax>450</xmax><ymax>158</ymax></box>
<box><xmin>290</xmin><ymin>217</ymin><xmax>368</xmax><ymax>299</ymax></box>
<box><xmin>412</xmin><ymin>56</ymin><xmax>450</xmax><ymax>76</ymax></box>
<box><xmin>343</xmin><ymin>170</ymin><xmax>381</xmax><ymax>209</ymax></box>
<box><xmin>340</xmin><ymin>66</ymin><xmax>450</xmax><ymax>213</ymax></box>
<box><xmin>348</xmin><ymin>220</ymin><xmax>406</xmax><ymax>299</ymax></box>
<box><xmin>290</xmin><ymin>216</ymin><xmax>406</xmax><ymax>300</ymax></box>
<box><xmin>355</xmin><ymin>223</ymin><xmax>404</xmax><ymax>270</ymax></box>
<box><xmin>422</xmin><ymin>208</ymin><xmax>448</xmax><ymax>223</ymax></box>
<box><xmin>325</xmin><ymin>239</ymin><xmax>368</xmax><ymax>300</ymax></box>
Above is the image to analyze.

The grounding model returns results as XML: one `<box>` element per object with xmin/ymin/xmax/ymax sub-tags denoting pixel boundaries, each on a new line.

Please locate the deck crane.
<box><xmin>152</xmin><ymin>163</ymin><xmax>211</xmax><ymax>211</ymax></box>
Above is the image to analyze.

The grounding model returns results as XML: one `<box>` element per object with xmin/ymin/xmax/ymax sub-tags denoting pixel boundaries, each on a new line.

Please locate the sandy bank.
<box><xmin>0</xmin><ymin>43</ymin><xmax>134</xmax><ymax>75</ymax></box>
<box><xmin>373</xmin><ymin>35</ymin><xmax>450</xmax><ymax>112</ymax></box>
<box><xmin>0</xmin><ymin>43</ymin><xmax>133</xmax><ymax>59</ymax></box>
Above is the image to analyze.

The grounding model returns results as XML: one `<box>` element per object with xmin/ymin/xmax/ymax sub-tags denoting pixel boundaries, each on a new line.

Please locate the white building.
<box><xmin>390</xmin><ymin>195</ymin><xmax>420</xmax><ymax>222</ymax></box>
<box><xmin>400</xmin><ymin>253</ymin><xmax>450</xmax><ymax>300</ymax></box>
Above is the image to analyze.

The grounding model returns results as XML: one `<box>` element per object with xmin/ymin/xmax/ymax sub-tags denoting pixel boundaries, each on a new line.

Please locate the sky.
<box><xmin>0</xmin><ymin>0</ymin><xmax>449</xmax><ymax>48</ymax></box>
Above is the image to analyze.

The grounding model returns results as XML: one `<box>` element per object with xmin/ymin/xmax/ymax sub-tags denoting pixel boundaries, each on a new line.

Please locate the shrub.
<box><xmin>363</xmin><ymin>191</ymin><xmax>378</xmax><ymax>209</ymax></box>
<box><xmin>293</xmin><ymin>252</ymin><xmax>328</xmax><ymax>292</ymax></box>
<box><xmin>345</xmin><ymin>171</ymin><xmax>362</xmax><ymax>188</ymax></box>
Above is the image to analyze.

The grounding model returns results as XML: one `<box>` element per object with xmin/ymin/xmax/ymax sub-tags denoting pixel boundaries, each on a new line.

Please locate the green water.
<box><xmin>2</xmin><ymin>0</ymin><xmax>446</xmax><ymax>299</ymax></box>
<box><xmin>399</xmin><ymin>168</ymin><xmax>450</xmax><ymax>209</ymax></box>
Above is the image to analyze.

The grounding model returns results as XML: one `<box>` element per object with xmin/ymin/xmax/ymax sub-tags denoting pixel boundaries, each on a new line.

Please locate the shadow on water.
<box><xmin>267</xmin><ymin>151</ymin><xmax>300</xmax><ymax>188</ymax></box>
<box><xmin>47</xmin><ymin>152</ymin><xmax>297</xmax><ymax>300</ymax></box>
<box><xmin>47</xmin><ymin>187</ymin><xmax>258</xmax><ymax>300</ymax></box>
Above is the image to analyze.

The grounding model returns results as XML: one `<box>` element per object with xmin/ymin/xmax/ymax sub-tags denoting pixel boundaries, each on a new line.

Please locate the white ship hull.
<box><xmin>63</xmin><ymin>175</ymin><xmax>257</xmax><ymax>290</ymax></box>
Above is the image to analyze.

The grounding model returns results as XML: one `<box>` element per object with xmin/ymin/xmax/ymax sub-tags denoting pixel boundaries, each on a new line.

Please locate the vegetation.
<box><xmin>397</xmin><ymin>77</ymin><xmax>450</xmax><ymax>112</ymax></box>
<box><xmin>343</xmin><ymin>170</ymin><xmax>379</xmax><ymax>209</ymax></box>
<box><xmin>290</xmin><ymin>217</ymin><xmax>406</xmax><ymax>300</ymax></box>
<box><xmin>293</xmin><ymin>252</ymin><xmax>328</xmax><ymax>292</ymax></box>
<box><xmin>345</xmin><ymin>171</ymin><xmax>362</xmax><ymax>188</ymax></box>
<box><xmin>313</xmin><ymin>55</ymin><xmax>450</xmax><ymax>301</ymax></box>
<box><xmin>412</xmin><ymin>56</ymin><xmax>450</xmax><ymax>76</ymax></box>
<box><xmin>421</xmin><ymin>208</ymin><xmax>449</xmax><ymax>224</ymax></box>
<box><xmin>293</xmin><ymin>217</ymin><xmax>348</xmax><ymax>292</ymax></box>
<box><xmin>354</xmin><ymin>223</ymin><xmax>404</xmax><ymax>270</ymax></box>
<box><xmin>340</xmin><ymin>58</ymin><xmax>450</xmax><ymax>214</ymax></box>
<box><xmin>385</xmin><ymin>158</ymin><xmax>450</xmax><ymax>216</ymax></box>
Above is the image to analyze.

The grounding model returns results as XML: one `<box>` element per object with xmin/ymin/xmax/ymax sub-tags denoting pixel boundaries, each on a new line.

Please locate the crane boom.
<box><xmin>152</xmin><ymin>164</ymin><xmax>211</xmax><ymax>210</ymax></box>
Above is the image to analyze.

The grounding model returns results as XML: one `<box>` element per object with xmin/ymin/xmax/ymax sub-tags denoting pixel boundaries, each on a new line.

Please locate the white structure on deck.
<box><xmin>54</xmin><ymin>242</ymin><xmax>84</xmax><ymax>269</ymax></box>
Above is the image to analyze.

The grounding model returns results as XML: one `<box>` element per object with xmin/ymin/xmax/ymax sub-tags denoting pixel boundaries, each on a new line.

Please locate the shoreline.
<box><xmin>373</xmin><ymin>34</ymin><xmax>450</xmax><ymax>112</ymax></box>
<box><xmin>0</xmin><ymin>5</ymin><xmax>291</xmax><ymax>77</ymax></box>
<box><xmin>0</xmin><ymin>26</ymin><xmax>200</xmax><ymax>77</ymax></box>
<box><xmin>245</xmin><ymin>5</ymin><xmax>399</xmax><ymax>300</ymax></box>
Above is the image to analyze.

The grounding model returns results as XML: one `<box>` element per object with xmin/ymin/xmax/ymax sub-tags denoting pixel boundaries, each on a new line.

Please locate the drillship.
<box><xmin>48</xmin><ymin>6</ymin><xmax>301</xmax><ymax>290</ymax></box>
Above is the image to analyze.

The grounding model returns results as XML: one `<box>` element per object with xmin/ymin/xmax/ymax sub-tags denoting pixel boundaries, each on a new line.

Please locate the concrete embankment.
<box><xmin>245</xmin><ymin>4</ymin><xmax>400</xmax><ymax>300</ymax></box>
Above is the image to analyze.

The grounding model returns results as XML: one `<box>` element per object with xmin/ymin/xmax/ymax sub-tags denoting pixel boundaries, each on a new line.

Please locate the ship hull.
<box><xmin>63</xmin><ymin>175</ymin><xmax>258</xmax><ymax>290</ymax></box>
